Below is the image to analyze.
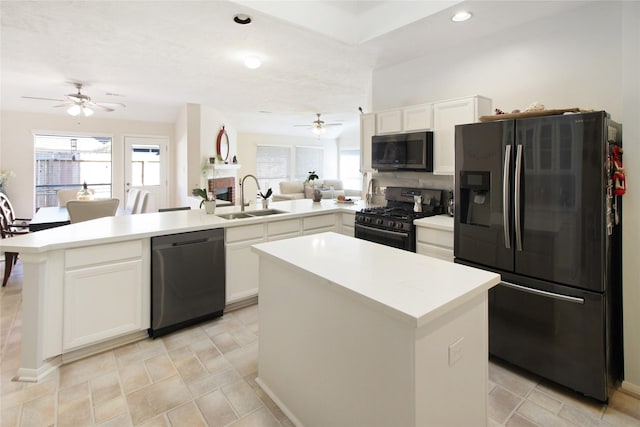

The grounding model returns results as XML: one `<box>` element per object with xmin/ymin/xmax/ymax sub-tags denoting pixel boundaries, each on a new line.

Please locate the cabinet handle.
<box><xmin>503</xmin><ymin>145</ymin><xmax>511</xmax><ymax>249</ymax></box>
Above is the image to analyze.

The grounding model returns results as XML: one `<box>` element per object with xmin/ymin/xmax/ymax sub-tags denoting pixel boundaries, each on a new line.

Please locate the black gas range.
<box><xmin>355</xmin><ymin>187</ymin><xmax>445</xmax><ymax>252</ymax></box>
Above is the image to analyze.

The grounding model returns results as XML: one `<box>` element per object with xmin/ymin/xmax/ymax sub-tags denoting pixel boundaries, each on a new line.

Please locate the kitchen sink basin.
<box><xmin>245</xmin><ymin>209</ymin><xmax>288</xmax><ymax>216</ymax></box>
<box><xmin>216</xmin><ymin>209</ymin><xmax>288</xmax><ymax>220</ymax></box>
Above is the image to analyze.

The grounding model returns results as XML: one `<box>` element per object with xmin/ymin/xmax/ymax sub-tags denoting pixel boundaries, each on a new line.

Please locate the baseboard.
<box><xmin>620</xmin><ymin>380</ymin><xmax>640</xmax><ymax>399</ymax></box>
<box><xmin>225</xmin><ymin>295</ymin><xmax>258</xmax><ymax>312</ymax></box>
<box><xmin>14</xmin><ymin>356</ymin><xmax>61</xmax><ymax>383</ymax></box>
<box><xmin>61</xmin><ymin>330</ymin><xmax>148</xmax><ymax>365</ymax></box>
<box><xmin>256</xmin><ymin>376</ymin><xmax>303</xmax><ymax>427</ymax></box>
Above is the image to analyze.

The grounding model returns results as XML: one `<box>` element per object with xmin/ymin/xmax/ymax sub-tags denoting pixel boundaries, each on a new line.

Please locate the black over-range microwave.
<box><xmin>371</xmin><ymin>131</ymin><xmax>433</xmax><ymax>171</ymax></box>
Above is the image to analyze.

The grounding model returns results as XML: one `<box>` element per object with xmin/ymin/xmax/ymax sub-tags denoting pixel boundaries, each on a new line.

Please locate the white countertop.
<box><xmin>252</xmin><ymin>232</ymin><xmax>500</xmax><ymax>327</ymax></box>
<box><xmin>414</xmin><ymin>214</ymin><xmax>454</xmax><ymax>231</ymax></box>
<box><xmin>4</xmin><ymin>199</ymin><xmax>370</xmax><ymax>254</ymax></box>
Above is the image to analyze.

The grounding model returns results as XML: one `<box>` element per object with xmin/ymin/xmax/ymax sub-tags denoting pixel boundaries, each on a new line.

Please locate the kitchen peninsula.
<box><xmin>3</xmin><ymin>199</ymin><xmax>363</xmax><ymax>382</ymax></box>
<box><xmin>252</xmin><ymin>233</ymin><xmax>500</xmax><ymax>426</ymax></box>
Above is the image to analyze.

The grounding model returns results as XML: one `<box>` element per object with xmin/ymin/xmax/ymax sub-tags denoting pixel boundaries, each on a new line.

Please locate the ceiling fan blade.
<box><xmin>52</xmin><ymin>103</ymin><xmax>72</xmax><ymax>108</ymax></box>
<box><xmin>95</xmin><ymin>102</ymin><xmax>126</xmax><ymax>109</ymax></box>
<box><xmin>88</xmin><ymin>103</ymin><xmax>115</xmax><ymax>112</ymax></box>
<box><xmin>22</xmin><ymin>96</ymin><xmax>65</xmax><ymax>102</ymax></box>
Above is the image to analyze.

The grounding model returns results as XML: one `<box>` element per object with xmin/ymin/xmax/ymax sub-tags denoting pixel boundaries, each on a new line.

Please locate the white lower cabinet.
<box><xmin>225</xmin><ymin>224</ymin><xmax>266</xmax><ymax>304</ymax></box>
<box><xmin>416</xmin><ymin>222</ymin><xmax>454</xmax><ymax>262</ymax></box>
<box><xmin>267</xmin><ymin>219</ymin><xmax>302</xmax><ymax>241</ymax></box>
<box><xmin>340</xmin><ymin>212</ymin><xmax>355</xmax><ymax>236</ymax></box>
<box><xmin>63</xmin><ymin>240</ymin><xmax>148</xmax><ymax>351</ymax></box>
<box><xmin>303</xmin><ymin>214</ymin><xmax>338</xmax><ymax>235</ymax></box>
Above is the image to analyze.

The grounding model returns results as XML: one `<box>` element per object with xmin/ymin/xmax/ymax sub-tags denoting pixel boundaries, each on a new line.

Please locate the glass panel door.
<box><xmin>124</xmin><ymin>136</ymin><xmax>168</xmax><ymax>213</ymax></box>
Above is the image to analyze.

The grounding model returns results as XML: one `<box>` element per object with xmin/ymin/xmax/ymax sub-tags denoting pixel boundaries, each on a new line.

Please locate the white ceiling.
<box><xmin>0</xmin><ymin>1</ymin><xmax>590</xmax><ymax>138</ymax></box>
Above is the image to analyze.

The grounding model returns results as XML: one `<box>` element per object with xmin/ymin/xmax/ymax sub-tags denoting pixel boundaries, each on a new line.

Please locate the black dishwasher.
<box><xmin>150</xmin><ymin>228</ymin><xmax>225</xmax><ymax>337</ymax></box>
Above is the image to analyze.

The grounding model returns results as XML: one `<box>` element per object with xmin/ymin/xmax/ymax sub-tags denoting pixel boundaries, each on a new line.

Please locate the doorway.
<box><xmin>124</xmin><ymin>136</ymin><xmax>168</xmax><ymax>213</ymax></box>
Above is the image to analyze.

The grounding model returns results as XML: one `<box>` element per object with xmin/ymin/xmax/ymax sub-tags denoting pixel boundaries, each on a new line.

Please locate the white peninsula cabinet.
<box><xmin>432</xmin><ymin>96</ymin><xmax>492</xmax><ymax>175</ymax></box>
<box><xmin>415</xmin><ymin>215</ymin><xmax>454</xmax><ymax>262</ymax></box>
<box><xmin>63</xmin><ymin>240</ymin><xmax>149</xmax><ymax>351</ymax></box>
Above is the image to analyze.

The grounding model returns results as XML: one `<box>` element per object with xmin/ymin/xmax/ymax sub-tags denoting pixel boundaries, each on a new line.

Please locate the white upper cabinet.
<box><xmin>360</xmin><ymin>113</ymin><xmax>376</xmax><ymax>172</ymax></box>
<box><xmin>376</xmin><ymin>109</ymin><xmax>403</xmax><ymax>134</ymax></box>
<box><xmin>403</xmin><ymin>104</ymin><xmax>432</xmax><ymax>131</ymax></box>
<box><xmin>432</xmin><ymin>96</ymin><xmax>492</xmax><ymax>175</ymax></box>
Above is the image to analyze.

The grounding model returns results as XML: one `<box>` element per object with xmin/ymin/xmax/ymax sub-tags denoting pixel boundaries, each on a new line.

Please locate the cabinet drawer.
<box><xmin>267</xmin><ymin>219</ymin><xmax>301</xmax><ymax>237</ymax></box>
<box><xmin>303</xmin><ymin>214</ymin><xmax>336</xmax><ymax>231</ymax></box>
<box><xmin>416</xmin><ymin>243</ymin><xmax>454</xmax><ymax>262</ymax></box>
<box><xmin>66</xmin><ymin>240</ymin><xmax>142</xmax><ymax>268</ymax></box>
<box><xmin>341</xmin><ymin>212</ymin><xmax>355</xmax><ymax>226</ymax></box>
<box><xmin>416</xmin><ymin>227</ymin><xmax>453</xmax><ymax>249</ymax></box>
<box><xmin>226</xmin><ymin>224</ymin><xmax>265</xmax><ymax>243</ymax></box>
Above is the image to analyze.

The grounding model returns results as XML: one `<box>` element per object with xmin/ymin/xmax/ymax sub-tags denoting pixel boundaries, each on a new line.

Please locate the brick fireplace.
<box><xmin>208</xmin><ymin>177</ymin><xmax>235</xmax><ymax>205</ymax></box>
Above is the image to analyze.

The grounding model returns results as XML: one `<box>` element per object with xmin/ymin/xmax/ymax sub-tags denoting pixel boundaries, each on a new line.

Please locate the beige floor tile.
<box><xmin>58</xmin><ymin>381</ymin><xmax>90</xmax><ymax>404</ymax></box>
<box><xmin>19</xmin><ymin>392</ymin><xmax>56</xmax><ymax>426</ymax></box>
<box><xmin>58</xmin><ymin>395</ymin><xmax>93</xmax><ymax>426</ymax></box>
<box><xmin>144</xmin><ymin>354</ymin><xmax>178</xmax><ymax>383</ymax></box>
<box><xmin>536</xmin><ymin>381</ymin><xmax>605</xmax><ymax>419</ymax></box>
<box><xmin>245</xmin><ymin>374</ymin><xmax>289</xmax><ymax>423</ymax></box>
<box><xmin>119</xmin><ymin>360</ymin><xmax>152</xmax><ymax>394</ymax></box>
<box><xmin>230</xmin><ymin>407</ymin><xmax>282</xmax><ymax>427</ymax></box>
<box><xmin>125</xmin><ymin>375</ymin><xmax>191</xmax><ymax>425</ymax></box>
<box><xmin>92</xmin><ymin>371</ymin><xmax>123</xmax><ymax>405</ymax></box>
<box><xmin>210</xmin><ymin>331</ymin><xmax>240</xmax><ymax>353</ymax></box>
<box><xmin>222</xmin><ymin>379</ymin><xmax>263</xmax><ymax>416</ymax></box>
<box><xmin>225</xmin><ymin>341</ymin><xmax>259</xmax><ymax>376</ymax></box>
<box><xmin>174</xmin><ymin>354</ymin><xmax>208</xmax><ymax>383</ymax></box>
<box><xmin>59</xmin><ymin>351</ymin><xmax>117</xmax><ymax>389</ymax></box>
<box><xmin>602</xmin><ymin>406</ymin><xmax>640</xmax><ymax>426</ymax></box>
<box><xmin>489</xmin><ymin>360</ymin><xmax>538</xmax><ymax>397</ymax></box>
<box><xmin>0</xmin><ymin>403</ymin><xmax>20</xmax><ymax>427</ymax></box>
<box><xmin>196</xmin><ymin>389</ymin><xmax>238</xmax><ymax>426</ymax></box>
<box><xmin>489</xmin><ymin>385</ymin><xmax>524</xmax><ymax>424</ymax></box>
<box><xmin>161</xmin><ymin>326</ymin><xmax>209</xmax><ymax>351</ymax></box>
<box><xmin>201</xmin><ymin>352</ymin><xmax>234</xmax><ymax>375</ymax></box>
<box><xmin>202</xmin><ymin>315</ymin><xmax>243</xmax><ymax>338</ymax></box>
<box><xmin>96</xmin><ymin>412</ymin><xmax>134</xmax><ymax>427</ymax></box>
<box><xmin>527</xmin><ymin>388</ymin><xmax>563</xmax><ymax>415</ymax></box>
<box><xmin>228</xmin><ymin>325</ymin><xmax>258</xmax><ymax>347</ymax></box>
<box><xmin>114</xmin><ymin>339</ymin><xmax>166</xmax><ymax>367</ymax></box>
<box><xmin>94</xmin><ymin>395</ymin><xmax>128</xmax><ymax>424</ymax></box>
<box><xmin>516</xmin><ymin>400</ymin><xmax>576</xmax><ymax>427</ymax></box>
<box><xmin>505</xmin><ymin>413</ymin><xmax>540</xmax><ymax>427</ymax></box>
<box><xmin>135</xmin><ymin>414</ymin><xmax>170</xmax><ymax>427</ymax></box>
<box><xmin>1</xmin><ymin>377</ymin><xmax>57</xmax><ymax>410</ymax></box>
<box><xmin>558</xmin><ymin>403</ymin><xmax>611</xmax><ymax>426</ymax></box>
<box><xmin>186</xmin><ymin>368</ymin><xmax>242</xmax><ymax>399</ymax></box>
<box><xmin>166</xmin><ymin>401</ymin><xmax>207</xmax><ymax>427</ymax></box>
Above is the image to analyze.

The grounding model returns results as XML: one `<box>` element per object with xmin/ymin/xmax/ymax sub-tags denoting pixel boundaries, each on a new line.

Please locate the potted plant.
<box><xmin>194</xmin><ymin>188</ymin><xmax>216</xmax><ymax>214</ymax></box>
<box><xmin>259</xmin><ymin>188</ymin><xmax>272</xmax><ymax>209</ymax></box>
<box><xmin>305</xmin><ymin>171</ymin><xmax>322</xmax><ymax>202</ymax></box>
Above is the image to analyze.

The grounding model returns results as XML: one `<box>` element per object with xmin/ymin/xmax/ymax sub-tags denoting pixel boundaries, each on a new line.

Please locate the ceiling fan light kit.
<box><xmin>24</xmin><ymin>82</ymin><xmax>125</xmax><ymax>117</ymax></box>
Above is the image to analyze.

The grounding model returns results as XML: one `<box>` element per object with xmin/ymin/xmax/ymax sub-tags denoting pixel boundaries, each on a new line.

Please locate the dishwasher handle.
<box><xmin>172</xmin><ymin>238</ymin><xmax>209</xmax><ymax>247</ymax></box>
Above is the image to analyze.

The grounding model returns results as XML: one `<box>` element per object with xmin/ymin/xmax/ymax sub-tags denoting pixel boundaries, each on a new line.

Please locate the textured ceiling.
<box><xmin>0</xmin><ymin>1</ymin><xmax>590</xmax><ymax>138</ymax></box>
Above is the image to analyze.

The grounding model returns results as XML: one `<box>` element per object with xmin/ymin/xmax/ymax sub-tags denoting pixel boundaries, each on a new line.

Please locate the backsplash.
<box><xmin>369</xmin><ymin>171</ymin><xmax>453</xmax><ymax>205</ymax></box>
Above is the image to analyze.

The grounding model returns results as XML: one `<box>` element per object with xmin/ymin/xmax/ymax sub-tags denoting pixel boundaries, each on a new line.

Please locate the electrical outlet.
<box><xmin>448</xmin><ymin>337</ymin><xmax>464</xmax><ymax>367</ymax></box>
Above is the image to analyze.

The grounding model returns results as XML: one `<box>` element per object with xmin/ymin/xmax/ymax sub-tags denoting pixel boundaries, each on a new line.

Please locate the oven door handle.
<box><xmin>355</xmin><ymin>223</ymin><xmax>410</xmax><ymax>239</ymax></box>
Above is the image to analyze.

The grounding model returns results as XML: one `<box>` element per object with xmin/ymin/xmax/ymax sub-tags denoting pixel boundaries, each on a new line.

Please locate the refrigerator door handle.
<box><xmin>514</xmin><ymin>144</ymin><xmax>524</xmax><ymax>251</ymax></box>
<box><xmin>503</xmin><ymin>145</ymin><xmax>512</xmax><ymax>249</ymax></box>
<box><xmin>501</xmin><ymin>281</ymin><xmax>585</xmax><ymax>304</ymax></box>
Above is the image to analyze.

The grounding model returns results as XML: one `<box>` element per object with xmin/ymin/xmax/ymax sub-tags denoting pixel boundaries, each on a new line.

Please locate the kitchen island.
<box><xmin>1</xmin><ymin>199</ymin><xmax>366</xmax><ymax>382</ymax></box>
<box><xmin>252</xmin><ymin>232</ymin><xmax>500</xmax><ymax>427</ymax></box>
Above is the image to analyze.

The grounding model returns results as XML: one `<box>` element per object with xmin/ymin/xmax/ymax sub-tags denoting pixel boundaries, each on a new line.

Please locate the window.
<box><xmin>340</xmin><ymin>148</ymin><xmax>362</xmax><ymax>190</ymax></box>
<box><xmin>35</xmin><ymin>134</ymin><xmax>112</xmax><ymax>208</ymax></box>
<box><xmin>256</xmin><ymin>146</ymin><xmax>291</xmax><ymax>193</ymax></box>
<box><xmin>295</xmin><ymin>146</ymin><xmax>324</xmax><ymax>181</ymax></box>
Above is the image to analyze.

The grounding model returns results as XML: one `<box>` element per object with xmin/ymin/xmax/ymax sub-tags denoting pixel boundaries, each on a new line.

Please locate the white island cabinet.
<box><xmin>252</xmin><ymin>232</ymin><xmax>500</xmax><ymax>427</ymax></box>
<box><xmin>415</xmin><ymin>215</ymin><xmax>454</xmax><ymax>262</ymax></box>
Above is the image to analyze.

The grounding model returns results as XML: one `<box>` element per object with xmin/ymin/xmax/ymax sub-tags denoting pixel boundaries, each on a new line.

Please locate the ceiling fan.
<box><xmin>22</xmin><ymin>83</ymin><xmax>126</xmax><ymax>117</ymax></box>
<box><xmin>294</xmin><ymin>113</ymin><xmax>342</xmax><ymax>135</ymax></box>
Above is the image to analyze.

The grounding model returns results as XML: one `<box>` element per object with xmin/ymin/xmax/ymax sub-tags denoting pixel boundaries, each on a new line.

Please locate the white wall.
<box><xmin>0</xmin><ymin>110</ymin><xmax>174</xmax><ymax>217</ymax></box>
<box><xmin>371</xmin><ymin>0</ymin><xmax>640</xmax><ymax>394</ymax></box>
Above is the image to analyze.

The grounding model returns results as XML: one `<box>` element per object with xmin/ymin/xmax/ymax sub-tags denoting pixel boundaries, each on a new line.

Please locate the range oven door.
<box><xmin>355</xmin><ymin>223</ymin><xmax>415</xmax><ymax>252</ymax></box>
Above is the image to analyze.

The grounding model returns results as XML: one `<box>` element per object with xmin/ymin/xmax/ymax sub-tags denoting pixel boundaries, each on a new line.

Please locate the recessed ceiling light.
<box><xmin>244</xmin><ymin>56</ymin><xmax>262</xmax><ymax>69</ymax></box>
<box><xmin>451</xmin><ymin>11</ymin><xmax>472</xmax><ymax>22</ymax></box>
<box><xmin>234</xmin><ymin>14</ymin><xmax>252</xmax><ymax>25</ymax></box>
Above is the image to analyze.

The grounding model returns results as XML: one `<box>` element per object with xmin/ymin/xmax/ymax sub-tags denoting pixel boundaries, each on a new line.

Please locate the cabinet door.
<box><xmin>360</xmin><ymin>113</ymin><xmax>376</xmax><ymax>172</ymax></box>
<box><xmin>403</xmin><ymin>104</ymin><xmax>432</xmax><ymax>131</ymax></box>
<box><xmin>433</xmin><ymin>96</ymin><xmax>492</xmax><ymax>175</ymax></box>
<box><xmin>340</xmin><ymin>212</ymin><xmax>355</xmax><ymax>236</ymax></box>
<box><xmin>64</xmin><ymin>259</ymin><xmax>144</xmax><ymax>350</ymax></box>
<box><xmin>226</xmin><ymin>240</ymin><xmax>263</xmax><ymax>303</ymax></box>
<box><xmin>303</xmin><ymin>214</ymin><xmax>338</xmax><ymax>235</ymax></box>
<box><xmin>376</xmin><ymin>110</ymin><xmax>402</xmax><ymax>134</ymax></box>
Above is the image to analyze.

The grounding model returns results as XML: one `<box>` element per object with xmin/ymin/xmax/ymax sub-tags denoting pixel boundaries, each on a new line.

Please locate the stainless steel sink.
<box><xmin>216</xmin><ymin>209</ymin><xmax>288</xmax><ymax>220</ymax></box>
<box><xmin>245</xmin><ymin>209</ymin><xmax>288</xmax><ymax>217</ymax></box>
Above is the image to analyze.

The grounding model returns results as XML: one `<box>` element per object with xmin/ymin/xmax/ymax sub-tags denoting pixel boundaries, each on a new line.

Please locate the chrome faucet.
<box><xmin>240</xmin><ymin>174</ymin><xmax>261</xmax><ymax>212</ymax></box>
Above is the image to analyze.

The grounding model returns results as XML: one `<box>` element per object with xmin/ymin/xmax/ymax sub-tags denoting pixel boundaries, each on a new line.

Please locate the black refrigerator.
<box><xmin>454</xmin><ymin>111</ymin><xmax>623</xmax><ymax>402</ymax></box>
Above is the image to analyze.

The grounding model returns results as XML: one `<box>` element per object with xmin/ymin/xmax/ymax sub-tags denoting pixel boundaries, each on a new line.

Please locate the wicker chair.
<box><xmin>0</xmin><ymin>193</ymin><xmax>30</xmax><ymax>287</ymax></box>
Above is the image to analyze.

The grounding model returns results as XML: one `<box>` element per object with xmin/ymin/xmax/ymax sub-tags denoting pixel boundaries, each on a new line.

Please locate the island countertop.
<box><xmin>3</xmin><ymin>198</ymin><xmax>370</xmax><ymax>254</ymax></box>
<box><xmin>252</xmin><ymin>232</ymin><xmax>500</xmax><ymax>327</ymax></box>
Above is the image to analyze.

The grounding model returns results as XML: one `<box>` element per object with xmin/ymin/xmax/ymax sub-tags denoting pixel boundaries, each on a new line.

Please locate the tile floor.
<box><xmin>2</xmin><ymin>261</ymin><xmax>640</xmax><ymax>427</ymax></box>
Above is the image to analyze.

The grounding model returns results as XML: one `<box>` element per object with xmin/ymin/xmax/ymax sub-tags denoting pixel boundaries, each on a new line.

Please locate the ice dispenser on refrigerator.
<box><xmin>459</xmin><ymin>171</ymin><xmax>491</xmax><ymax>227</ymax></box>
